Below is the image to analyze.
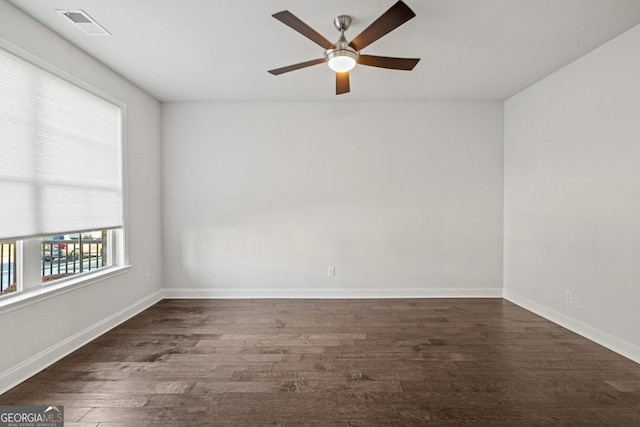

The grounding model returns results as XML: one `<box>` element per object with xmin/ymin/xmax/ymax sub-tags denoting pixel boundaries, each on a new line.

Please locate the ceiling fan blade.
<box><xmin>348</xmin><ymin>1</ymin><xmax>416</xmax><ymax>51</ymax></box>
<box><xmin>268</xmin><ymin>58</ymin><xmax>326</xmax><ymax>75</ymax></box>
<box><xmin>272</xmin><ymin>10</ymin><xmax>336</xmax><ymax>49</ymax></box>
<box><xmin>358</xmin><ymin>54</ymin><xmax>420</xmax><ymax>70</ymax></box>
<box><xmin>336</xmin><ymin>72</ymin><xmax>350</xmax><ymax>95</ymax></box>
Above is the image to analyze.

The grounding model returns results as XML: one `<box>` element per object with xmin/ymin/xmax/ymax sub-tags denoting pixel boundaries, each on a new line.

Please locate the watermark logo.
<box><xmin>0</xmin><ymin>406</ymin><xmax>64</xmax><ymax>427</ymax></box>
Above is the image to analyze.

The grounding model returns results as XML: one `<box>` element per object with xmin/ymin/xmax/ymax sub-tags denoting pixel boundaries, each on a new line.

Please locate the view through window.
<box><xmin>0</xmin><ymin>241</ymin><xmax>17</xmax><ymax>295</ymax></box>
<box><xmin>1</xmin><ymin>229</ymin><xmax>114</xmax><ymax>297</ymax></box>
<box><xmin>41</xmin><ymin>230</ymin><xmax>109</xmax><ymax>283</ymax></box>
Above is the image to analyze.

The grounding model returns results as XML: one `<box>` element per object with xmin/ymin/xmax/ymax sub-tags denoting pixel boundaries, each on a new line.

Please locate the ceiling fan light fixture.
<box><xmin>326</xmin><ymin>49</ymin><xmax>358</xmax><ymax>72</ymax></box>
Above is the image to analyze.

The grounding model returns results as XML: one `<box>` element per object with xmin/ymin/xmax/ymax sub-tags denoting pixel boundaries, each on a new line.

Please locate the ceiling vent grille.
<box><xmin>56</xmin><ymin>9</ymin><xmax>111</xmax><ymax>36</ymax></box>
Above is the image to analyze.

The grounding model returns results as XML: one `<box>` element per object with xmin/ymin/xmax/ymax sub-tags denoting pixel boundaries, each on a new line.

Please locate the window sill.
<box><xmin>0</xmin><ymin>265</ymin><xmax>131</xmax><ymax>316</ymax></box>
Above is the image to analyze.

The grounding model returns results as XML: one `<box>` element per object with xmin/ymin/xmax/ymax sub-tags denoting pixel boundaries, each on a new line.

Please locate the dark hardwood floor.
<box><xmin>1</xmin><ymin>298</ymin><xmax>640</xmax><ymax>426</ymax></box>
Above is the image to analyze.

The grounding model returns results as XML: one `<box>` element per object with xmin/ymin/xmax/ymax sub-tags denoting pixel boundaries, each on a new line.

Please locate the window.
<box><xmin>0</xmin><ymin>45</ymin><xmax>125</xmax><ymax>300</ymax></box>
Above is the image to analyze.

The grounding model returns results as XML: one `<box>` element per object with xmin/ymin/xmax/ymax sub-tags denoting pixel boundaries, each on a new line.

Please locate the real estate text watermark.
<box><xmin>0</xmin><ymin>406</ymin><xmax>63</xmax><ymax>427</ymax></box>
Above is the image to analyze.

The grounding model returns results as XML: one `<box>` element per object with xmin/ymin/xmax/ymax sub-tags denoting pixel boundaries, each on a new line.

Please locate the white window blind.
<box><xmin>0</xmin><ymin>47</ymin><xmax>123</xmax><ymax>240</ymax></box>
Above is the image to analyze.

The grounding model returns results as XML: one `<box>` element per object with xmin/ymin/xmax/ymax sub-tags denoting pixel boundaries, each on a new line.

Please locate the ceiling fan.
<box><xmin>268</xmin><ymin>1</ymin><xmax>420</xmax><ymax>95</ymax></box>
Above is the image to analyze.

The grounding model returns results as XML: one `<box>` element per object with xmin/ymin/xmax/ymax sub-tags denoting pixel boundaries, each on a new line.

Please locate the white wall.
<box><xmin>0</xmin><ymin>1</ymin><xmax>163</xmax><ymax>392</ymax></box>
<box><xmin>162</xmin><ymin>102</ymin><xmax>504</xmax><ymax>297</ymax></box>
<box><xmin>504</xmin><ymin>25</ymin><xmax>640</xmax><ymax>361</ymax></box>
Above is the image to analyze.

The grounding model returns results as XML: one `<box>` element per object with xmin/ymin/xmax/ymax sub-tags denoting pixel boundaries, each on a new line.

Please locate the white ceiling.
<box><xmin>8</xmin><ymin>0</ymin><xmax>640</xmax><ymax>102</ymax></box>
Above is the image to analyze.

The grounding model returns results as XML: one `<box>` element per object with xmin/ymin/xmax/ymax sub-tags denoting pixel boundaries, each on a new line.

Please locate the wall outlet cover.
<box><xmin>564</xmin><ymin>290</ymin><xmax>573</xmax><ymax>304</ymax></box>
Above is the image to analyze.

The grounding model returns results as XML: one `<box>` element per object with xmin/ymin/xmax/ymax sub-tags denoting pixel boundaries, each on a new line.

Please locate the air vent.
<box><xmin>65</xmin><ymin>12</ymin><xmax>92</xmax><ymax>24</ymax></box>
<box><xmin>56</xmin><ymin>9</ymin><xmax>111</xmax><ymax>36</ymax></box>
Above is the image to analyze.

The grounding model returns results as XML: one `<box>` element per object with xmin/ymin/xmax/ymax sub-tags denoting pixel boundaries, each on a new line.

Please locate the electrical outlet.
<box><xmin>145</xmin><ymin>272</ymin><xmax>151</xmax><ymax>284</ymax></box>
<box><xmin>564</xmin><ymin>290</ymin><xmax>573</xmax><ymax>304</ymax></box>
<box><xmin>328</xmin><ymin>267</ymin><xmax>335</xmax><ymax>277</ymax></box>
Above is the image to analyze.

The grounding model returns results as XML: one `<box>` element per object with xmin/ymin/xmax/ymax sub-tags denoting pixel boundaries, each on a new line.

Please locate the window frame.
<box><xmin>0</xmin><ymin>40</ymin><xmax>130</xmax><ymax>312</ymax></box>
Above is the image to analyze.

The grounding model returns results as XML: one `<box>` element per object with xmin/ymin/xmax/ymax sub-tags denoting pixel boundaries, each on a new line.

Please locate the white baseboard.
<box><xmin>163</xmin><ymin>287</ymin><xmax>504</xmax><ymax>299</ymax></box>
<box><xmin>504</xmin><ymin>289</ymin><xmax>640</xmax><ymax>364</ymax></box>
<box><xmin>0</xmin><ymin>289</ymin><xmax>164</xmax><ymax>395</ymax></box>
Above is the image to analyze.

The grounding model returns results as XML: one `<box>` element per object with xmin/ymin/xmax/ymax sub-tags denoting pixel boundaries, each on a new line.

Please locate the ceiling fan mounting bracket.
<box><xmin>333</xmin><ymin>15</ymin><xmax>352</xmax><ymax>32</ymax></box>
